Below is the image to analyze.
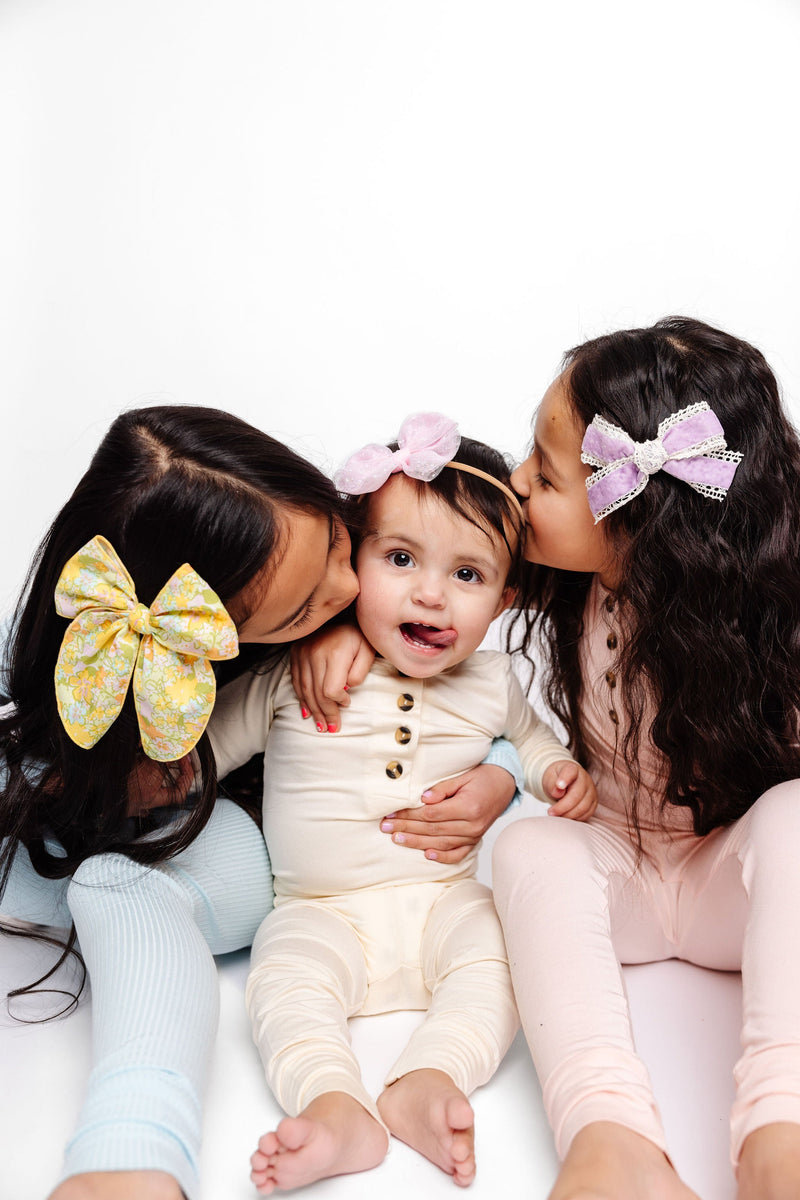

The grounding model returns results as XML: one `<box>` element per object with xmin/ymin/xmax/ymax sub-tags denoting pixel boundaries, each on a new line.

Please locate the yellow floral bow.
<box><xmin>54</xmin><ymin>535</ymin><xmax>239</xmax><ymax>761</ymax></box>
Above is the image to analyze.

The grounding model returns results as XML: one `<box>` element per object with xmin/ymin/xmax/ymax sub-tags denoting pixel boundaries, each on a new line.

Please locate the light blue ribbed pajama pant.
<box><xmin>2</xmin><ymin>798</ymin><xmax>272</xmax><ymax>1200</ymax></box>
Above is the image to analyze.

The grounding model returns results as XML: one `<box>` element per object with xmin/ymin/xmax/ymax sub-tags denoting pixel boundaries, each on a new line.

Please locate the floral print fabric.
<box><xmin>54</xmin><ymin>535</ymin><xmax>239</xmax><ymax>761</ymax></box>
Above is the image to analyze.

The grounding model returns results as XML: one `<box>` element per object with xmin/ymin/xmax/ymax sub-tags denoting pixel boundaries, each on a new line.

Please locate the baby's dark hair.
<box><xmin>515</xmin><ymin>316</ymin><xmax>800</xmax><ymax>840</ymax></box>
<box><xmin>345</xmin><ymin>434</ymin><xmax>525</xmax><ymax>591</ymax></box>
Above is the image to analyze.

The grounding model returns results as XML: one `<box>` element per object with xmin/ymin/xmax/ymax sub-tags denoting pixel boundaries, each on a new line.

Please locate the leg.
<box><xmin>378</xmin><ymin>881</ymin><xmax>518</xmax><ymax>1186</ymax></box>
<box><xmin>721</xmin><ymin>781</ymin><xmax>800</xmax><ymax>1200</ymax></box>
<box><xmin>56</xmin><ymin>798</ymin><xmax>272</xmax><ymax>1200</ymax></box>
<box><xmin>246</xmin><ymin>902</ymin><xmax>388</xmax><ymax>1193</ymax></box>
<box><xmin>492</xmin><ymin>816</ymin><xmax>698</xmax><ymax>1200</ymax></box>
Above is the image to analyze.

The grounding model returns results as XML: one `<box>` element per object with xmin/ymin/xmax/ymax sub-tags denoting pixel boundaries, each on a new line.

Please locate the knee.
<box><xmin>747</xmin><ymin>779</ymin><xmax>800</xmax><ymax>838</ymax></box>
<box><xmin>67</xmin><ymin>852</ymin><xmax>151</xmax><ymax>912</ymax></box>
<box><xmin>491</xmin><ymin>816</ymin><xmax>595</xmax><ymax>915</ymax></box>
<box><xmin>493</xmin><ymin>814</ymin><xmax>592</xmax><ymax>878</ymax></box>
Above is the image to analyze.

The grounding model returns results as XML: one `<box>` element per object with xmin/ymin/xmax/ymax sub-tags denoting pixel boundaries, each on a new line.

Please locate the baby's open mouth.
<box><xmin>400</xmin><ymin>623</ymin><xmax>458</xmax><ymax>648</ymax></box>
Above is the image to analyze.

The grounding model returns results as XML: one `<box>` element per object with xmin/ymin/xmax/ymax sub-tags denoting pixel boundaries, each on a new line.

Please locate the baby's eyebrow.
<box><xmin>367</xmin><ymin>529</ymin><xmax>423</xmax><ymax>547</ymax></box>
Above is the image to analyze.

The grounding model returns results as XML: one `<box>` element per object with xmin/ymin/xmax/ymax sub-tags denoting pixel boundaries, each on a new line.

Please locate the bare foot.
<box><xmin>377</xmin><ymin>1068</ymin><xmax>476</xmax><ymax>1187</ymax></box>
<box><xmin>48</xmin><ymin>1172</ymin><xmax>184</xmax><ymax>1200</ymax></box>
<box><xmin>738</xmin><ymin>1122</ymin><xmax>800</xmax><ymax>1200</ymax></box>
<box><xmin>249</xmin><ymin>1091</ymin><xmax>388</xmax><ymax>1193</ymax></box>
<box><xmin>549</xmin><ymin>1123</ymin><xmax>699</xmax><ymax>1200</ymax></box>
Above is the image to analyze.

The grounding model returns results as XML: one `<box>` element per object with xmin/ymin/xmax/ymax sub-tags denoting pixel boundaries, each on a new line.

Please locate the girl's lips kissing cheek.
<box><xmin>400</xmin><ymin>623</ymin><xmax>458</xmax><ymax>652</ymax></box>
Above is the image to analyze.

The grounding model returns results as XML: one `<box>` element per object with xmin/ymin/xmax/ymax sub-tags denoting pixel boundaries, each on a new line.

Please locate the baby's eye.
<box><xmin>454</xmin><ymin>567</ymin><xmax>481</xmax><ymax>583</ymax></box>
<box><xmin>388</xmin><ymin>551</ymin><xmax>413</xmax><ymax>568</ymax></box>
<box><xmin>535</xmin><ymin>472</ymin><xmax>552</xmax><ymax>489</ymax></box>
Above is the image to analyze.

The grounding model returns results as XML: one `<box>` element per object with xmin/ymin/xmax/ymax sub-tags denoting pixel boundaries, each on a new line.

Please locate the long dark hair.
<box><xmin>514</xmin><ymin>317</ymin><xmax>800</xmax><ymax>836</ymax></box>
<box><xmin>1</xmin><ymin>405</ymin><xmax>342</xmax><ymax>890</ymax></box>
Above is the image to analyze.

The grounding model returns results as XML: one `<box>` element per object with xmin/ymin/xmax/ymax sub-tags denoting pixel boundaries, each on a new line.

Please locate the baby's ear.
<box><xmin>494</xmin><ymin>586</ymin><xmax>517</xmax><ymax>618</ymax></box>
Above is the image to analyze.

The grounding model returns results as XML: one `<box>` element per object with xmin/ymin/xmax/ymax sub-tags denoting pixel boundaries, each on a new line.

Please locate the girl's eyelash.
<box><xmin>535</xmin><ymin>472</ymin><xmax>552</xmax><ymax>488</ymax></box>
<box><xmin>291</xmin><ymin>601</ymin><xmax>317</xmax><ymax>631</ymax></box>
<box><xmin>330</xmin><ymin>522</ymin><xmax>345</xmax><ymax>550</ymax></box>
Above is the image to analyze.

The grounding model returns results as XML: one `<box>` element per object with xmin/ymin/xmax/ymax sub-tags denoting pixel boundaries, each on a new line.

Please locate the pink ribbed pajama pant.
<box><xmin>492</xmin><ymin>780</ymin><xmax>800</xmax><ymax>1165</ymax></box>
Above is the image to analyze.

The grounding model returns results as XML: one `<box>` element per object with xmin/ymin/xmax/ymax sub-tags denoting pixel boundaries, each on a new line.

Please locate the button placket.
<box><xmin>388</xmin><ymin>690</ymin><xmax>418</xmax><ymax>779</ymax></box>
<box><xmin>602</xmin><ymin>595</ymin><xmax>621</xmax><ymax>729</ymax></box>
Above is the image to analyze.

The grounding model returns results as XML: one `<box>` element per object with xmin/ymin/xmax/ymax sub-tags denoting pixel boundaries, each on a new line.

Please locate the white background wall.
<box><xmin>1</xmin><ymin>0</ymin><xmax>798</xmax><ymax>613</ymax></box>
<box><xmin>0</xmin><ymin>4</ymin><xmax>798</xmax><ymax>1199</ymax></box>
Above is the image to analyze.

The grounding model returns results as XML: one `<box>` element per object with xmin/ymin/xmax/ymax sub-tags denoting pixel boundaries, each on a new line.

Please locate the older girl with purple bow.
<box><xmin>494</xmin><ymin>317</ymin><xmax>800</xmax><ymax>1200</ymax></box>
<box><xmin>300</xmin><ymin>317</ymin><xmax>800</xmax><ymax>1200</ymax></box>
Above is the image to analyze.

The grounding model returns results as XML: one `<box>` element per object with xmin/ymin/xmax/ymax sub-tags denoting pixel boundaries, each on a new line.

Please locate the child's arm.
<box><xmin>207</xmin><ymin>660</ymin><xmax>286</xmax><ymax>778</ymax></box>
<box><xmin>502</xmin><ymin>662</ymin><xmax>597</xmax><ymax>819</ymax></box>
<box><xmin>290</xmin><ymin>623</ymin><xmax>375</xmax><ymax>731</ymax></box>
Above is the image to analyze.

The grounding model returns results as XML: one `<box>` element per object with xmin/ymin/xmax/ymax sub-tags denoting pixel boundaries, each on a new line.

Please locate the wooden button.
<box><xmin>604</xmin><ymin>595</ymin><xmax>615</xmax><ymax>613</ymax></box>
<box><xmin>609</xmin><ymin>709</ymin><xmax>619</xmax><ymax>724</ymax></box>
<box><xmin>605</xmin><ymin>670</ymin><xmax>616</xmax><ymax>688</ymax></box>
<box><xmin>397</xmin><ymin>693</ymin><xmax>414</xmax><ymax>711</ymax></box>
<box><xmin>606</xmin><ymin>632</ymin><xmax>618</xmax><ymax>649</ymax></box>
<box><xmin>386</xmin><ymin>761</ymin><xmax>403</xmax><ymax>779</ymax></box>
<box><xmin>395</xmin><ymin>726</ymin><xmax>412</xmax><ymax>745</ymax></box>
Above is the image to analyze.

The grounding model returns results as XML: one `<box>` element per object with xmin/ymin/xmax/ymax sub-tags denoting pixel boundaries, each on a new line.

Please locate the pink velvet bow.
<box><xmin>334</xmin><ymin>412</ymin><xmax>461</xmax><ymax>494</ymax></box>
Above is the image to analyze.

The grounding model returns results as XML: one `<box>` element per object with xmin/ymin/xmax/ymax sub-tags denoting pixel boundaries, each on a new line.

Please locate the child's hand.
<box><xmin>542</xmin><ymin>760</ymin><xmax>597</xmax><ymax>821</ymax></box>
<box><xmin>379</xmin><ymin>764</ymin><xmax>516</xmax><ymax>863</ymax></box>
<box><xmin>290</xmin><ymin>624</ymin><xmax>375</xmax><ymax>732</ymax></box>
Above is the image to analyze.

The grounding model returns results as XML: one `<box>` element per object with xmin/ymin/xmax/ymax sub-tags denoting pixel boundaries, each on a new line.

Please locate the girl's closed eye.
<box><xmin>290</xmin><ymin>600</ymin><xmax>317</xmax><ymax>631</ymax></box>
<box><xmin>535</xmin><ymin>472</ymin><xmax>552</xmax><ymax>489</ymax></box>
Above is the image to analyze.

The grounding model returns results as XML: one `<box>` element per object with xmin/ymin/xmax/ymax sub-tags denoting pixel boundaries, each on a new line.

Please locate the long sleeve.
<box><xmin>502</xmin><ymin>663</ymin><xmax>575</xmax><ymax>802</ymax></box>
<box><xmin>482</xmin><ymin>737</ymin><xmax>525</xmax><ymax>808</ymax></box>
<box><xmin>207</xmin><ymin>663</ymin><xmax>285</xmax><ymax>780</ymax></box>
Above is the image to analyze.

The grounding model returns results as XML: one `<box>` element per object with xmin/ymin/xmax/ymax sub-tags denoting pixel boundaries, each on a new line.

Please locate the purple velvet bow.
<box><xmin>580</xmin><ymin>403</ymin><xmax>742</xmax><ymax>522</ymax></box>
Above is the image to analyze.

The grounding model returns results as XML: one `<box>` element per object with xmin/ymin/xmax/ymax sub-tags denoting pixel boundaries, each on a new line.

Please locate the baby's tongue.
<box><xmin>404</xmin><ymin>623</ymin><xmax>457</xmax><ymax>647</ymax></box>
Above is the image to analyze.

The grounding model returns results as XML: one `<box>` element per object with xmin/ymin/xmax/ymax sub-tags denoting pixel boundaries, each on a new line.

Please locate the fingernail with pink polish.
<box><xmin>393</xmin><ymin>832</ymin><xmax>406</xmax><ymax>844</ymax></box>
<box><xmin>381</xmin><ymin>821</ymin><xmax>393</xmax><ymax>832</ymax></box>
<box><xmin>301</xmin><ymin>708</ymin><xmax>310</xmax><ymax>719</ymax></box>
<box><xmin>316</xmin><ymin>723</ymin><xmax>324</xmax><ymax>732</ymax></box>
<box><xmin>327</xmin><ymin>724</ymin><xmax>337</xmax><ymax>733</ymax></box>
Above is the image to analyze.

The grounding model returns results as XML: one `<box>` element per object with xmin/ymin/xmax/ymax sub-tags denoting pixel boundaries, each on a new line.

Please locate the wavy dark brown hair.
<box><xmin>511</xmin><ymin>317</ymin><xmax>800</xmax><ymax>837</ymax></box>
<box><xmin>1</xmin><ymin>404</ymin><xmax>343</xmax><ymax>1011</ymax></box>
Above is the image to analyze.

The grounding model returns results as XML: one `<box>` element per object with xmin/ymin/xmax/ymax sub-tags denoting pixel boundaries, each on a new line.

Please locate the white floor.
<box><xmin>1</xmin><ymin>804</ymin><xmax>742</xmax><ymax>1200</ymax></box>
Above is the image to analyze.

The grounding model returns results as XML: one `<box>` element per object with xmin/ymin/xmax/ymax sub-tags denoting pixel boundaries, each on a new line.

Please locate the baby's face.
<box><xmin>355</xmin><ymin>475</ymin><xmax>514</xmax><ymax>679</ymax></box>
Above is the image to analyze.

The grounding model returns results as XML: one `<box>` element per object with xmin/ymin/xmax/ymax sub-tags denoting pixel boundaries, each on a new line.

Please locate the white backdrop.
<box><xmin>1</xmin><ymin>3</ymin><xmax>799</xmax><ymax>1199</ymax></box>
<box><xmin>1</xmin><ymin>0</ymin><xmax>799</xmax><ymax>612</ymax></box>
